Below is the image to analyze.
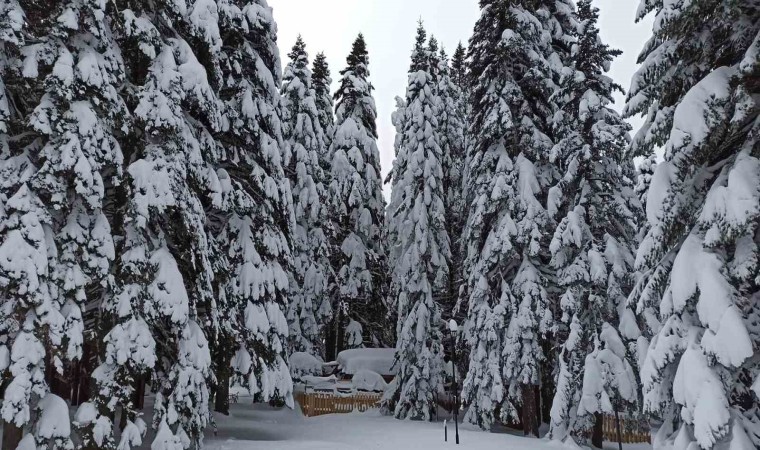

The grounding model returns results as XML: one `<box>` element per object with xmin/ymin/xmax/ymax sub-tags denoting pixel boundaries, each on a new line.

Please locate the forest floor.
<box><xmin>203</xmin><ymin>400</ymin><xmax>654</xmax><ymax>450</ymax></box>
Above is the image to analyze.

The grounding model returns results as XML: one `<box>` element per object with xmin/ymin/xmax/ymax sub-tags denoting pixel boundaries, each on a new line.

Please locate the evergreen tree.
<box><xmin>459</xmin><ymin>0</ymin><xmax>575</xmax><ymax>434</ymax></box>
<box><xmin>624</xmin><ymin>0</ymin><xmax>760</xmax><ymax>448</ymax></box>
<box><xmin>281</xmin><ymin>36</ymin><xmax>332</xmax><ymax>357</ymax></box>
<box><xmin>0</xmin><ymin>1</ymin><xmax>126</xmax><ymax>448</ymax></box>
<box><xmin>450</xmin><ymin>42</ymin><xmax>468</xmax><ymax>92</ymax></box>
<box><xmin>437</xmin><ymin>48</ymin><xmax>467</xmax><ymax>320</ymax></box>
<box><xmin>207</xmin><ymin>0</ymin><xmax>294</xmax><ymax>416</ymax></box>
<box><xmin>386</xmin><ymin>24</ymin><xmax>449</xmax><ymax>421</ymax></box>
<box><xmin>81</xmin><ymin>2</ymin><xmax>222</xmax><ymax>448</ymax></box>
<box><xmin>312</xmin><ymin>52</ymin><xmax>335</xmax><ymax>150</ymax></box>
<box><xmin>546</xmin><ymin>1</ymin><xmax>642</xmax><ymax>445</ymax></box>
<box><xmin>328</xmin><ymin>34</ymin><xmax>388</xmax><ymax>354</ymax></box>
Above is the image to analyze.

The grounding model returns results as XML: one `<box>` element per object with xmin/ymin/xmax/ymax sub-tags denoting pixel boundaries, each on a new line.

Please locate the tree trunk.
<box><xmin>325</xmin><ymin>315</ymin><xmax>337</xmax><ymax>362</ymax></box>
<box><xmin>540</xmin><ymin>356</ymin><xmax>555</xmax><ymax>425</ymax></box>
<box><xmin>592</xmin><ymin>412</ymin><xmax>604</xmax><ymax>448</ymax></box>
<box><xmin>521</xmin><ymin>384</ymin><xmax>539</xmax><ymax>438</ymax></box>
<box><xmin>614</xmin><ymin>408</ymin><xmax>623</xmax><ymax>450</ymax></box>
<box><xmin>1</xmin><ymin>421</ymin><xmax>22</xmax><ymax>450</ymax></box>
<box><xmin>44</xmin><ymin>352</ymin><xmax>71</xmax><ymax>401</ymax></box>
<box><xmin>215</xmin><ymin>369</ymin><xmax>230</xmax><ymax>415</ymax></box>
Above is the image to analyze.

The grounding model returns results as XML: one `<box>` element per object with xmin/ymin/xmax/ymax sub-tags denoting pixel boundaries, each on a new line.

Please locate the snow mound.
<box><xmin>352</xmin><ymin>369</ymin><xmax>388</xmax><ymax>392</ymax></box>
<box><xmin>337</xmin><ymin>348</ymin><xmax>396</xmax><ymax>376</ymax></box>
<box><xmin>290</xmin><ymin>352</ymin><xmax>325</xmax><ymax>381</ymax></box>
<box><xmin>302</xmin><ymin>375</ymin><xmax>338</xmax><ymax>391</ymax></box>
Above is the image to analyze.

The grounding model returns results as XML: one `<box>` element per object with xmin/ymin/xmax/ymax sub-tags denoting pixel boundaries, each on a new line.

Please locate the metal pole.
<box><xmin>452</xmin><ymin>333</ymin><xmax>460</xmax><ymax>445</ymax></box>
<box><xmin>615</xmin><ymin>408</ymin><xmax>623</xmax><ymax>450</ymax></box>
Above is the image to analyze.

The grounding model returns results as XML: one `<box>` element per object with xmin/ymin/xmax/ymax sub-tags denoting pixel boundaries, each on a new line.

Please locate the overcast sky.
<box><xmin>267</xmin><ymin>0</ymin><xmax>654</xmax><ymax>192</ymax></box>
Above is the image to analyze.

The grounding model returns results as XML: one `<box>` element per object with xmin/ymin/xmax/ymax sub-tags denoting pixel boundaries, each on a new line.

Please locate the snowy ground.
<box><xmin>204</xmin><ymin>401</ymin><xmax>653</xmax><ymax>450</ymax></box>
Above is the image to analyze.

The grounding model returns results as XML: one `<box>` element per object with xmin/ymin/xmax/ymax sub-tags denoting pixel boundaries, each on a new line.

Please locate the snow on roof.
<box><xmin>336</xmin><ymin>348</ymin><xmax>396</xmax><ymax>376</ymax></box>
<box><xmin>351</xmin><ymin>369</ymin><xmax>388</xmax><ymax>392</ymax></box>
<box><xmin>289</xmin><ymin>352</ymin><xmax>325</xmax><ymax>380</ymax></box>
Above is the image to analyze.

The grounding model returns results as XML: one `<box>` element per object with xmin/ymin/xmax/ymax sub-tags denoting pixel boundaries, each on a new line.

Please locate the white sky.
<box><xmin>267</xmin><ymin>0</ymin><xmax>654</xmax><ymax>191</ymax></box>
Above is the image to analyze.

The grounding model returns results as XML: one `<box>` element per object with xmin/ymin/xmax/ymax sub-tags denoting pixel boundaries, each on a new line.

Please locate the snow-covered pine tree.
<box><xmin>437</xmin><ymin>47</ymin><xmax>467</xmax><ymax>320</ymax></box>
<box><xmin>309</xmin><ymin>52</ymin><xmax>338</xmax><ymax>357</ymax></box>
<box><xmin>0</xmin><ymin>14</ymin><xmax>23</xmax><ymax>444</ymax></box>
<box><xmin>0</xmin><ymin>2</ymin><xmax>54</xmax><ymax>449</ymax></box>
<box><xmin>624</xmin><ymin>0</ymin><xmax>760</xmax><ymax>448</ymax></box>
<box><xmin>386</xmin><ymin>23</ymin><xmax>449</xmax><ymax>421</ymax></box>
<box><xmin>1</xmin><ymin>1</ymin><xmax>133</xmax><ymax>448</ymax></box>
<box><xmin>281</xmin><ymin>36</ymin><xmax>332</xmax><ymax>357</ymax></box>
<box><xmin>545</xmin><ymin>1</ymin><xmax>642</xmax><ymax>445</ymax></box>
<box><xmin>328</xmin><ymin>34</ymin><xmax>388</xmax><ymax>353</ymax></box>
<box><xmin>79</xmin><ymin>3</ymin><xmax>223</xmax><ymax>449</ymax></box>
<box><xmin>450</xmin><ymin>43</ymin><xmax>468</xmax><ymax>93</ymax></box>
<box><xmin>208</xmin><ymin>0</ymin><xmax>294</xmax><ymax>414</ymax></box>
<box><xmin>459</xmin><ymin>0</ymin><xmax>576</xmax><ymax>435</ymax></box>
<box><xmin>312</xmin><ymin>52</ymin><xmax>335</xmax><ymax>150</ymax></box>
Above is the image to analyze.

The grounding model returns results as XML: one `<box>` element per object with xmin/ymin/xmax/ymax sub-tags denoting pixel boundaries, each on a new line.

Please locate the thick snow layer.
<box><xmin>198</xmin><ymin>400</ymin><xmax>651</xmax><ymax>450</ymax></box>
<box><xmin>351</xmin><ymin>369</ymin><xmax>388</xmax><ymax>392</ymax></box>
<box><xmin>336</xmin><ymin>348</ymin><xmax>397</xmax><ymax>376</ymax></box>
<box><xmin>36</xmin><ymin>394</ymin><xmax>71</xmax><ymax>440</ymax></box>
<box><xmin>289</xmin><ymin>352</ymin><xmax>325</xmax><ymax>380</ymax></box>
<box><xmin>301</xmin><ymin>376</ymin><xmax>338</xmax><ymax>391</ymax></box>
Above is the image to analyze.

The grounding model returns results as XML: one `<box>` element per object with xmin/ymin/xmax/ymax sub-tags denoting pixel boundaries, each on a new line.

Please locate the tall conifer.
<box><xmin>546</xmin><ymin>1</ymin><xmax>642</xmax><ymax>445</ymax></box>
<box><xmin>386</xmin><ymin>23</ymin><xmax>449</xmax><ymax>421</ymax></box>
<box><xmin>625</xmin><ymin>0</ymin><xmax>760</xmax><ymax>448</ymax></box>
<box><xmin>459</xmin><ymin>0</ymin><xmax>576</xmax><ymax>435</ymax></box>
<box><xmin>281</xmin><ymin>36</ymin><xmax>332</xmax><ymax>357</ymax></box>
<box><xmin>327</xmin><ymin>34</ymin><xmax>388</xmax><ymax>355</ymax></box>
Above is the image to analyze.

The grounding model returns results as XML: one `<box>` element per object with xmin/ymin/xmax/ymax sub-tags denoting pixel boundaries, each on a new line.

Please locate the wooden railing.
<box><xmin>294</xmin><ymin>392</ymin><xmax>382</xmax><ymax>417</ymax></box>
<box><xmin>602</xmin><ymin>414</ymin><xmax>651</xmax><ymax>444</ymax></box>
<box><xmin>294</xmin><ymin>391</ymin><xmax>651</xmax><ymax>444</ymax></box>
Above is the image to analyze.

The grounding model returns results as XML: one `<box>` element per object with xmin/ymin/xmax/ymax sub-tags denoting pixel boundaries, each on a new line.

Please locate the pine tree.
<box><xmin>624</xmin><ymin>0</ymin><xmax>760</xmax><ymax>448</ymax></box>
<box><xmin>81</xmin><ymin>2</ymin><xmax>222</xmax><ymax>447</ymax></box>
<box><xmin>0</xmin><ymin>2</ymin><xmax>56</xmax><ymax>448</ymax></box>
<box><xmin>386</xmin><ymin>24</ymin><xmax>449</xmax><ymax>421</ymax></box>
<box><xmin>459</xmin><ymin>0</ymin><xmax>576</xmax><ymax>434</ymax></box>
<box><xmin>0</xmin><ymin>1</ymin><xmax>130</xmax><ymax>448</ymax></box>
<box><xmin>437</xmin><ymin>48</ymin><xmax>467</xmax><ymax>321</ymax></box>
<box><xmin>450</xmin><ymin>43</ymin><xmax>468</xmax><ymax>92</ymax></box>
<box><xmin>281</xmin><ymin>36</ymin><xmax>332</xmax><ymax>357</ymax></box>
<box><xmin>546</xmin><ymin>1</ymin><xmax>642</xmax><ymax>445</ymax></box>
<box><xmin>312</xmin><ymin>52</ymin><xmax>335</xmax><ymax>150</ymax></box>
<box><xmin>328</xmin><ymin>34</ymin><xmax>388</xmax><ymax>354</ymax></box>
<box><xmin>207</xmin><ymin>0</ymin><xmax>294</xmax><ymax>416</ymax></box>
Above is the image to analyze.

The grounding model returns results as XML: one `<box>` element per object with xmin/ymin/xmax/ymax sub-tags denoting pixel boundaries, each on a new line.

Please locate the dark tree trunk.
<box><xmin>120</xmin><ymin>376</ymin><xmax>147</xmax><ymax>429</ymax></box>
<box><xmin>540</xmin><ymin>359</ymin><xmax>555</xmax><ymax>425</ymax></box>
<box><xmin>592</xmin><ymin>412</ymin><xmax>604</xmax><ymax>448</ymax></box>
<box><xmin>614</xmin><ymin>408</ymin><xmax>623</xmax><ymax>450</ymax></box>
<box><xmin>325</xmin><ymin>315</ymin><xmax>337</xmax><ymax>362</ymax></box>
<box><xmin>521</xmin><ymin>384</ymin><xmax>539</xmax><ymax>438</ymax></box>
<box><xmin>336</xmin><ymin>309</ymin><xmax>346</xmax><ymax>355</ymax></box>
<box><xmin>133</xmin><ymin>376</ymin><xmax>146</xmax><ymax>410</ymax></box>
<box><xmin>74</xmin><ymin>341</ymin><xmax>96</xmax><ymax>405</ymax></box>
<box><xmin>215</xmin><ymin>369</ymin><xmax>230</xmax><ymax>415</ymax></box>
<box><xmin>44</xmin><ymin>352</ymin><xmax>71</xmax><ymax>401</ymax></box>
<box><xmin>326</xmin><ymin>307</ymin><xmax>345</xmax><ymax>362</ymax></box>
<box><xmin>2</xmin><ymin>421</ymin><xmax>22</xmax><ymax>450</ymax></box>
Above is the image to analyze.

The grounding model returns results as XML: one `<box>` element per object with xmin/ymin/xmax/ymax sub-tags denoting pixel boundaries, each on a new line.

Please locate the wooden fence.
<box><xmin>294</xmin><ymin>392</ymin><xmax>650</xmax><ymax>444</ymax></box>
<box><xmin>294</xmin><ymin>392</ymin><xmax>381</xmax><ymax>417</ymax></box>
<box><xmin>602</xmin><ymin>414</ymin><xmax>651</xmax><ymax>444</ymax></box>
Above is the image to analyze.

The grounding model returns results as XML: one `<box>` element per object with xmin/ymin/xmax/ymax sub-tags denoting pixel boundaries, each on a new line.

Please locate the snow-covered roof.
<box><xmin>289</xmin><ymin>352</ymin><xmax>326</xmax><ymax>380</ymax></box>
<box><xmin>351</xmin><ymin>369</ymin><xmax>388</xmax><ymax>392</ymax></box>
<box><xmin>336</xmin><ymin>348</ymin><xmax>396</xmax><ymax>376</ymax></box>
